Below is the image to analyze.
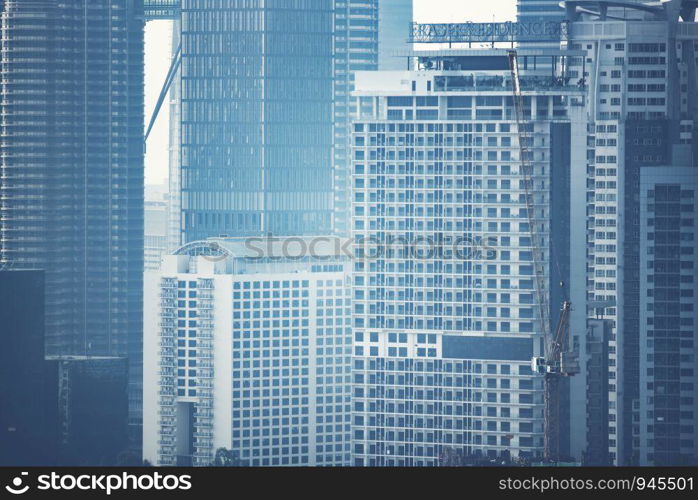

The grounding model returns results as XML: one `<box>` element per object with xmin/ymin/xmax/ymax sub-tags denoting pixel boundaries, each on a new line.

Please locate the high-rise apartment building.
<box><xmin>564</xmin><ymin>0</ymin><xmax>697</xmax><ymax>464</ymax></box>
<box><xmin>144</xmin><ymin>237</ymin><xmax>352</xmax><ymax>466</ymax></box>
<box><xmin>0</xmin><ymin>0</ymin><xmax>145</xmax><ymax>447</ymax></box>
<box><xmin>350</xmin><ymin>50</ymin><xmax>586</xmax><ymax>465</ymax></box>
<box><xmin>638</xmin><ymin>167</ymin><xmax>697</xmax><ymax>465</ymax></box>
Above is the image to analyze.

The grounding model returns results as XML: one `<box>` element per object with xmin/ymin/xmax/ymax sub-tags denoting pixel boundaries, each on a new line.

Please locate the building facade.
<box><xmin>583</xmin><ymin>317</ymin><xmax>612</xmax><ymax>464</ymax></box>
<box><xmin>517</xmin><ymin>0</ymin><xmax>565</xmax><ymax>25</ymax></box>
<box><xmin>333</xmin><ymin>0</ymin><xmax>413</xmax><ymax>235</ymax></box>
<box><xmin>516</xmin><ymin>0</ymin><xmax>567</xmax><ymax>66</ymax></box>
<box><xmin>0</xmin><ymin>0</ymin><xmax>145</xmax><ymax>447</ymax></box>
<box><xmin>564</xmin><ymin>0</ymin><xmax>698</xmax><ymax>464</ymax></box>
<box><xmin>176</xmin><ymin>0</ymin><xmax>335</xmax><ymax>243</ymax></box>
<box><xmin>377</xmin><ymin>0</ymin><xmax>412</xmax><ymax>71</ymax></box>
<box><xmin>164</xmin><ymin>1</ymin><xmax>412</xmax><ymax>244</ymax></box>
<box><xmin>350</xmin><ymin>51</ymin><xmax>586</xmax><ymax>465</ymax></box>
<box><xmin>638</xmin><ymin>167</ymin><xmax>697</xmax><ymax>465</ymax></box>
<box><xmin>144</xmin><ymin>237</ymin><xmax>352</xmax><ymax>466</ymax></box>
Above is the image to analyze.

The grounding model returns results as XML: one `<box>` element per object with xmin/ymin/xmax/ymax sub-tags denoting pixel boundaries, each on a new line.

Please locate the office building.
<box><xmin>564</xmin><ymin>0</ymin><xmax>698</xmax><ymax>464</ymax></box>
<box><xmin>638</xmin><ymin>167</ymin><xmax>697</xmax><ymax>465</ymax></box>
<box><xmin>160</xmin><ymin>1</ymin><xmax>412</xmax><ymax>244</ymax></box>
<box><xmin>144</xmin><ymin>237</ymin><xmax>352</xmax><ymax>466</ymax></box>
<box><xmin>176</xmin><ymin>1</ymin><xmax>334</xmax><ymax>243</ymax></box>
<box><xmin>516</xmin><ymin>0</ymin><xmax>567</xmax><ymax>69</ymax></box>
<box><xmin>0</xmin><ymin>270</ymin><xmax>59</xmax><ymax>466</ymax></box>
<box><xmin>1</xmin><ymin>271</ymin><xmax>129</xmax><ymax>466</ymax></box>
<box><xmin>0</xmin><ymin>0</ymin><xmax>145</xmax><ymax>447</ymax></box>
<box><xmin>350</xmin><ymin>49</ymin><xmax>586</xmax><ymax>465</ymax></box>
<box><xmin>167</xmin><ymin>17</ymin><xmax>183</xmax><ymax>252</ymax></box>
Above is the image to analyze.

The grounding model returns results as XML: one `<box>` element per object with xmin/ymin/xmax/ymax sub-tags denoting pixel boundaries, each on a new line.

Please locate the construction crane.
<box><xmin>507</xmin><ymin>50</ymin><xmax>579</xmax><ymax>463</ymax></box>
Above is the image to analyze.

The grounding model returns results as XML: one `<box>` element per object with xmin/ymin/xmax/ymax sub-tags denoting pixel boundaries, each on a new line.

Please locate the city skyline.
<box><xmin>1</xmin><ymin>0</ymin><xmax>697</xmax><ymax>472</ymax></box>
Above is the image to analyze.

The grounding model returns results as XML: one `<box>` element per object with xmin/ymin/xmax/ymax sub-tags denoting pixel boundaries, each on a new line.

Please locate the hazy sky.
<box><xmin>144</xmin><ymin>1</ymin><xmax>518</xmax><ymax>185</ymax></box>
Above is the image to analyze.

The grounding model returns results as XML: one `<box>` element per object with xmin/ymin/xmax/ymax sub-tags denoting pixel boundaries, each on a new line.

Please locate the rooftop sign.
<box><xmin>409</xmin><ymin>21</ymin><xmax>568</xmax><ymax>44</ymax></box>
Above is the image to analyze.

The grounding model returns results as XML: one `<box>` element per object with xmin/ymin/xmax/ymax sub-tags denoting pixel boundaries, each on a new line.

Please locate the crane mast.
<box><xmin>507</xmin><ymin>50</ymin><xmax>578</xmax><ymax>463</ymax></box>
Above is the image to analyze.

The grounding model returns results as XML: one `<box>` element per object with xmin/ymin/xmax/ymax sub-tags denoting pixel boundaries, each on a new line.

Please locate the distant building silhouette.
<box><xmin>0</xmin><ymin>270</ymin><xmax>58</xmax><ymax>465</ymax></box>
<box><xmin>0</xmin><ymin>0</ymin><xmax>145</xmax><ymax>449</ymax></box>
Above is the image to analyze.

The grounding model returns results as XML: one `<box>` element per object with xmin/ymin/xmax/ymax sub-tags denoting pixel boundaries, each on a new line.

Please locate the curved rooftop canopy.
<box><xmin>561</xmin><ymin>0</ymin><xmax>698</xmax><ymax>21</ymax></box>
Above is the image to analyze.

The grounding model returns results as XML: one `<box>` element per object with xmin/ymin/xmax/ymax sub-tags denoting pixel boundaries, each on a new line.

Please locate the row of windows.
<box><xmin>355</xmin><ymin>122</ymin><xmax>514</xmax><ymax>133</ymax></box>
<box><xmin>354</xmin><ymin>163</ymin><xmax>524</xmax><ymax>175</ymax></box>
<box><xmin>353</xmin><ymin>359</ymin><xmax>532</xmax><ymax>375</ymax></box>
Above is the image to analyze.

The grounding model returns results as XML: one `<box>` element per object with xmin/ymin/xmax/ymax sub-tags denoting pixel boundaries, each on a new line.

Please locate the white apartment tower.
<box><xmin>350</xmin><ymin>49</ymin><xmax>587</xmax><ymax>465</ymax></box>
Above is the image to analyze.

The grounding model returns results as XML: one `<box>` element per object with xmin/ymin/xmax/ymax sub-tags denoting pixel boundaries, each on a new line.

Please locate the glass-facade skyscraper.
<box><xmin>0</xmin><ymin>0</ymin><xmax>144</xmax><ymax>447</ymax></box>
<box><xmin>517</xmin><ymin>0</ymin><xmax>565</xmax><ymax>25</ymax></box>
<box><xmin>168</xmin><ymin>0</ymin><xmax>412</xmax><ymax>244</ymax></box>
<box><xmin>178</xmin><ymin>0</ymin><xmax>335</xmax><ymax>243</ymax></box>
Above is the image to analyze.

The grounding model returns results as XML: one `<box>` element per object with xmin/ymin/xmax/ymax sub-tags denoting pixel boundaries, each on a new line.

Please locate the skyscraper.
<box><xmin>564</xmin><ymin>0</ymin><xmax>697</xmax><ymax>464</ymax></box>
<box><xmin>378</xmin><ymin>0</ymin><xmax>413</xmax><ymax>71</ymax></box>
<box><xmin>177</xmin><ymin>0</ymin><xmax>335</xmax><ymax>243</ymax></box>
<box><xmin>638</xmin><ymin>167</ymin><xmax>698</xmax><ymax>466</ymax></box>
<box><xmin>143</xmin><ymin>237</ymin><xmax>352</xmax><ymax>466</ymax></box>
<box><xmin>0</xmin><ymin>0</ymin><xmax>144</xmax><ymax>447</ymax></box>
<box><xmin>164</xmin><ymin>1</ymin><xmax>412</xmax><ymax>244</ymax></box>
<box><xmin>50</xmin><ymin>355</ymin><xmax>129</xmax><ymax>465</ymax></box>
<box><xmin>145</xmin><ymin>186</ymin><xmax>169</xmax><ymax>271</ymax></box>
<box><xmin>350</xmin><ymin>49</ymin><xmax>586</xmax><ymax>465</ymax></box>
